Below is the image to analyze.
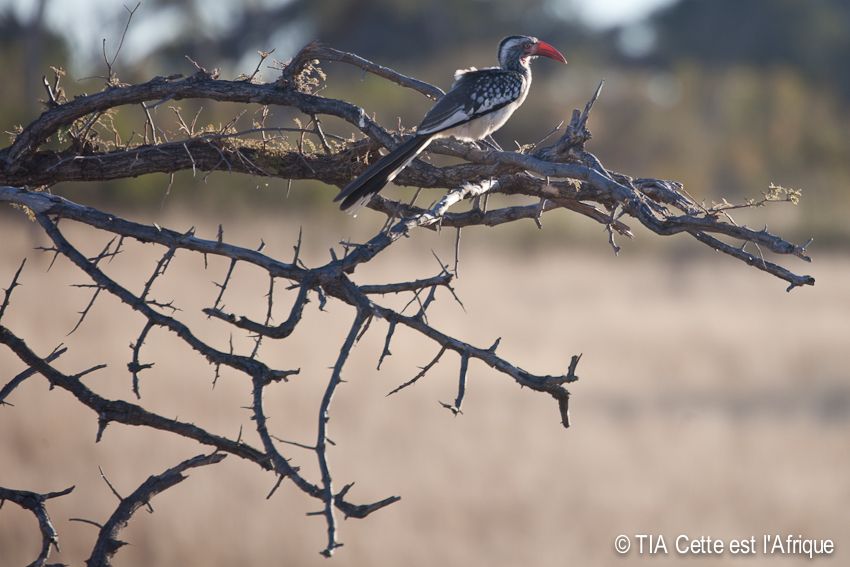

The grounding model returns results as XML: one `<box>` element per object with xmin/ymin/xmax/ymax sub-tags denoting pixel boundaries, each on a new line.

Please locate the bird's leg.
<box><xmin>470</xmin><ymin>137</ymin><xmax>503</xmax><ymax>153</ymax></box>
<box><xmin>482</xmin><ymin>135</ymin><xmax>503</xmax><ymax>152</ymax></box>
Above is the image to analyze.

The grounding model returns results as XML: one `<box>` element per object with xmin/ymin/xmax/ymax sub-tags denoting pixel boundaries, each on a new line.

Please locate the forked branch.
<box><xmin>0</xmin><ymin>40</ymin><xmax>814</xmax><ymax>559</ymax></box>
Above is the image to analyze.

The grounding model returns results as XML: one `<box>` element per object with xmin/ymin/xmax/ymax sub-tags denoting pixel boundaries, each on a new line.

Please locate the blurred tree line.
<box><xmin>1</xmin><ymin>0</ymin><xmax>848</xmax><ymax>242</ymax></box>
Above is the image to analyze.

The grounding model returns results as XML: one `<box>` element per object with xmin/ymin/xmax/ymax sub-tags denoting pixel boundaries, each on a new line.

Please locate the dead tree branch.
<box><xmin>0</xmin><ymin>40</ymin><xmax>814</xmax><ymax>558</ymax></box>
<box><xmin>0</xmin><ymin>43</ymin><xmax>814</xmax><ymax>288</ymax></box>
<box><xmin>0</xmin><ymin>484</ymin><xmax>75</xmax><ymax>567</ymax></box>
<box><xmin>86</xmin><ymin>452</ymin><xmax>225</xmax><ymax>567</ymax></box>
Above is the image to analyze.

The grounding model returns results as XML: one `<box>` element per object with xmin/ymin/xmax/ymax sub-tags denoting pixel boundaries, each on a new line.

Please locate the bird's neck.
<box><xmin>502</xmin><ymin>57</ymin><xmax>532</xmax><ymax>79</ymax></box>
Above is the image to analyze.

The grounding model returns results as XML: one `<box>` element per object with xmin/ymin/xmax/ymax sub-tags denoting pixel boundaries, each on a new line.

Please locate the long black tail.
<box><xmin>335</xmin><ymin>135</ymin><xmax>432</xmax><ymax>212</ymax></box>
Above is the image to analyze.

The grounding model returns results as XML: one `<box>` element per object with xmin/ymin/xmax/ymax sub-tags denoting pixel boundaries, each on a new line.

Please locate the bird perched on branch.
<box><xmin>335</xmin><ymin>35</ymin><xmax>567</xmax><ymax>212</ymax></box>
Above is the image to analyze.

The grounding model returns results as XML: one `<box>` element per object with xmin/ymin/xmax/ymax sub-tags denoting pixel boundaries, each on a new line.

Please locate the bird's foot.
<box><xmin>482</xmin><ymin>135</ymin><xmax>503</xmax><ymax>152</ymax></box>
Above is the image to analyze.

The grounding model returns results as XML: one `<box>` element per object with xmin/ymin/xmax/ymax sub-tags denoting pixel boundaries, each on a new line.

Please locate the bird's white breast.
<box><xmin>437</xmin><ymin>99</ymin><xmax>517</xmax><ymax>141</ymax></box>
<box><xmin>435</xmin><ymin>81</ymin><xmax>529</xmax><ymax>142</ymax></box>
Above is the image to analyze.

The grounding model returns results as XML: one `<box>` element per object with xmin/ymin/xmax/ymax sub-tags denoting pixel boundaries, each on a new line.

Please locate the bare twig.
<box><xmin>87</xmin><ymin>453</ymin><xmax>225</xmax><ymax>567</ymax></box>
<box><xmin>0</xmin><ymin>258</ymin><xmax>26</xmax><ymax>321</ymax></box>
<box><xmin>0</xmin><ymin>344</ymin><xmax>67</xmax><ymax>406</ymax></box>
<box><xmin>244</xmin><ymin>48</ymin><xmax>275</xmax><ymax>83</ymax></box>
<box><xmin>316</xmin><ymin>310</ymin><xmax>368</xmax><ymax>556</ymax></box>
<box><xmin>440</xmin><ymin>352</ymin><xmax>469</xmax><ymax>415</ymax></box>
<box><xmin>387</xmin><ymin>345</ymin><xmax>447</xmax><ymax>396</ymax></box>
<box><xmin>0</xmin><ymin>484</ymin><xmax>75</xmax><ymax>567</ymax></box>
<box><xmin>128</xmin><ymin>320</ymin><xmax>155</xmax><ymax>398</ymax></box>
<box><xmin>376</xmin><ymin>320</ymin><xmax>396</xmax><ymax>370</ymax></box>
<box><xmin>102</xmin><ymin>2</ymin><xmax>141</xmax><ymax>84</ymax></box>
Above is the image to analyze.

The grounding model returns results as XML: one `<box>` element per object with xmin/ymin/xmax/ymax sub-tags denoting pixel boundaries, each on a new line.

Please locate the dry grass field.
<box><xmin>0</xmin><ymin>205</ymin><xmax>848</xmax><ymax>566</ymax></box>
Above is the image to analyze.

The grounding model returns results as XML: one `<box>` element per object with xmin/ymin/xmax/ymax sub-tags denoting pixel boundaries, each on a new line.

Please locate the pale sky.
<box><xmin>570</xmin><ymin>0</ymin><xmax>677</xmax><ymax>28</ymax></box>
<box><xmin>2</xmin><ymin>0</ymin><xmax>677</xmax><ymax>70</ymax></box>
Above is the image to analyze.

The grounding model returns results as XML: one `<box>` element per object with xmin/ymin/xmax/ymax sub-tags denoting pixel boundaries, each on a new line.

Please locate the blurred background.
<box><xmin>0</xmin><ymin>0</ymin><xmax>848</xmax><ymax>565</ymax></box>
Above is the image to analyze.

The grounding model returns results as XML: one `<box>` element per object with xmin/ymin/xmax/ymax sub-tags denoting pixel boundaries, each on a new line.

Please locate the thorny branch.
<box><xmin>0</xmin><ymin>42</ymin><xmax>813</xmax><ymax>287</ymax></box>
<box><xmin>0</xmin><ymin>41</ymin><xmax>814</xmax><ymax>559</ymax></box>
<box><xmin>316</xmin><ymin>310</ymin><xmax>370</xmax><ymax>556</ymax></box>
<box><xmin>86</xmin><ymin>452</ymin><xmax>225</xmax><ymax>567</ymax></box>
<box><xmin>0</xmin><ymin>484</ymin><xmax>74</xmax><ymax>567</ymax></box>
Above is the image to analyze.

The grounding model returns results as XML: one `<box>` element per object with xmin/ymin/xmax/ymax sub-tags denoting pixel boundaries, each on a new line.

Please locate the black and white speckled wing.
<box><xmin>417</xmin><ymin>70</ymin><xmax>525</xmax><ymax>135</ymax></box>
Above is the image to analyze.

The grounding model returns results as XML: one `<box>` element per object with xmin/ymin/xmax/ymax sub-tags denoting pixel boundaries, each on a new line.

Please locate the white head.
<box><xmin>497</xmin><ymin>35</ymin><xmax>568</xmax><ymax>70</ymax></box>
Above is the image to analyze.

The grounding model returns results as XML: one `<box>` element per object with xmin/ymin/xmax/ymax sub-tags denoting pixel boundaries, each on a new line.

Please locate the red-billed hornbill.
<box><xmin>334</xmin><ymin>35</ymin><xmax>567</xmax><ymax>212</ymax></box>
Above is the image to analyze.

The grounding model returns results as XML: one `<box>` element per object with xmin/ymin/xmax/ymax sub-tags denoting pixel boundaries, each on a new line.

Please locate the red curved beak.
<box><xmin>533</xmin><ymin>40</ymin><xmax>568</xmax><ymax>64</ymax></box>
